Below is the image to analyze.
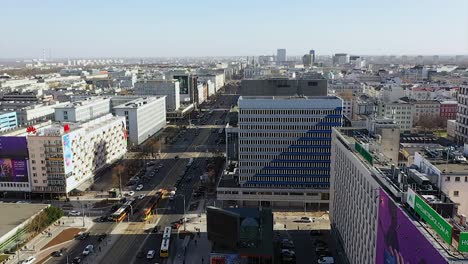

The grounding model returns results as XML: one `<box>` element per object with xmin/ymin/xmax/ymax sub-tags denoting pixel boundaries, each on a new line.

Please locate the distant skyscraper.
<box><xmin>302</xmin><ymin>54</ymin><xmax>312</xmax><ymax>67</ymax></box>
<box><xmin>277</xmin><ymin>49</ymin><xmax>286</xmax><ymax>63</ymax></box>
<box><xmin>309</xmin><ymin>49</ymin><xmax>316</xmax><ymax>64</ymax></box>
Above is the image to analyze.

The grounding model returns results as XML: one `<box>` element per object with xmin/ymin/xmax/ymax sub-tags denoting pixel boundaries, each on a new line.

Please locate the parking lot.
<box><xmin>273</xmin><ymin>212</ymin><xmax>337</xmax><ymax>264</ymax></box>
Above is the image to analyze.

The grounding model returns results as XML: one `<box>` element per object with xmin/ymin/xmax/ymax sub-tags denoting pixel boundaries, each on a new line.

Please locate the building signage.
<box><xmin>407</xmin><ymin>188</ymin><xmax>452</xmax><ymax>244</ymax></box>
<box><xmin>459</xmin><ymin>232</ymin><xmax>468</xmax><ymax>252</ymax></box>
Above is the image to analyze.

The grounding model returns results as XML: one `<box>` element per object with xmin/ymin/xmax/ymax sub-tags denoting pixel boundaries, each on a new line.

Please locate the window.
<box><xmin>445</xmin><ymin>177</ymin><xmax>450</xmax><ymax>182</ymax></box>
<box><xmin>455</xmin><ymin>177</ymin><xmax>460</xmax><ymax>182</ymax></box>
<box><xmin>454</xmin><ymin>191</ymin><xmax>459</xmax><ymax>197</ymax></box>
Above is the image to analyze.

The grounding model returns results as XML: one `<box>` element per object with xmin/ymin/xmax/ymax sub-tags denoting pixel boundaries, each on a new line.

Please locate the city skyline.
<box><xmin>1</xmin><ymin>0</ymin><xmax>467</xmax><ymax>58</ymax></box>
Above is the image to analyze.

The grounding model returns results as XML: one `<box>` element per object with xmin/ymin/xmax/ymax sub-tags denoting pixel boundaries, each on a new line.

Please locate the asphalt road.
<box><xmin>44</xmin><ymin>86</ymin><xmax>239</xmax><ymax>264</ymax></box>
<box><xmin>102</xmin><ymin>89</ymin><xmax>239</xmax><ymax>264</ymax></box>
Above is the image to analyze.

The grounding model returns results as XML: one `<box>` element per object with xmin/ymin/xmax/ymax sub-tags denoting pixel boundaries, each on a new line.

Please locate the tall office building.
<box><xmin>455</xmin><ymin>83</ymin><xmax>468</xmax><ymax>143</ymax></box>
<box><xmin>333</xmin><ymin>53</ymin><xmax>350</xmax><ymax>65</ymax></box>
<box><xmin>217</xmin><ymin>95</ymin><xmax>343</xmax><ymax>209</ymax></box>
<box><xmin>240</xmin><ymin>77</ymin><xmax>327</xmax><ymax>96</ymax></box>
<box><xmin>309</xmin><ymin>49</ymin><xmax>315</xmax><ymax>64</ymax></box>
<box><xmin>330</xmin><ymin>126</ymin><xmax>468</xmax><ymax>263</ymax></box>
<box><xmin>302</xmin><ymin>54</ymin><xmax>312</xmax><ymax>67</ymax></box>
<box><xmin>276</xmin><ymin>49</ymin><xmax>286</xmax><ymax>63</ymax></box>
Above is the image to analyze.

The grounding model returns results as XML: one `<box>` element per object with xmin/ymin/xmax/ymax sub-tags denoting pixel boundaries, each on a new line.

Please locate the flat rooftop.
<box><xmin>0</xmin><ymin>203</ymin><xmax>49</xmax><ymax>238</ymax></box>
<box><xmin>113</xmin><ymin>96</ymin><xmax>164</xmax><ymax>109</ymax></box>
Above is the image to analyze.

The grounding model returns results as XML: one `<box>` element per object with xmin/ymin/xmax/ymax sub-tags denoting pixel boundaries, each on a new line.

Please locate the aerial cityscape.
<box><xmin>0</xmin><ymin>1</ymin><xmax>468</xmax><ymax>264</ymax></box>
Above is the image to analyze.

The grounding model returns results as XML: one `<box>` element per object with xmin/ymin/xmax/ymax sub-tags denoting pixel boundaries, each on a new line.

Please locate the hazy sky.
<box><xmin>1</xmin><ymin>0</ymin><xmax>468</xmax><ymax>58</ymax></box>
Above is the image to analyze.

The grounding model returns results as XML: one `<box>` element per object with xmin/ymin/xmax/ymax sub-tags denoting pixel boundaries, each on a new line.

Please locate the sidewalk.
<box><xmin>5</xmin><ymin>216</ymin><xmax>94</xmax><ymax>264</ymax></box>
<box><xmin>168</xmin><ymin>200</ymin><xmax>211</xmax><ymax>264</ymax></box>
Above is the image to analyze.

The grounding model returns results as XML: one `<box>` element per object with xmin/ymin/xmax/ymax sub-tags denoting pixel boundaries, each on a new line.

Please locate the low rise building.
<box><xmin>16</xmin><ymin>102</ymin><xmax>69</xmax><ymax>126</ymax></box>
<box><xmin>0</xmin><ymin>111</ymin><xmax>17</xmax><ymax>132</ymax></box>
<box><xmin>378</xmin><ymin>101</ymin><xmax>414</xmax><ymax>132</ymax></box>
<box><xmin>54</xmin><ymin>97</ymin><xmax>111</xmax><ymax>122</ymax></box>
<box><xmin>413</xmin><ymin>100</ymin><xmax>440</xmax><ymax>124</ymax></box>
<box><xmin>440</xmin><ymin>101</ymin><xmax>458</xmax><ymax>120</ymax></box>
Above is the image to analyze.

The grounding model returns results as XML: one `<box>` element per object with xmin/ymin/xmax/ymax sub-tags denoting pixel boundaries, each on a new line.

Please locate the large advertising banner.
<box><xmin>174</xmin><ymin>75</ymin><xmax>189</xmax><ymax>94</ymax></box>
<box><xmin>62</xmin><ymin>134</ymin><xmax>73</xmax><ymax>175</ymax></box>
<box><xmin>376</xmin><ymin>189</ymin><xmax>446</xmax><ymax>264</ymax></box>
<box><xmin>459</xmin><ymin>232</ymin><xmax>468</xmax><ymax>252</ymax></box>
<box><xmin>407</xmin><ymin>188</ymin><xmax>453</xmax><ymax>244</ymax></box>
<box><xmin>0</xmin><ymin>137</ymin><xmax>28</xmax><ymax>158</ymax></box>
<box><xmin>0</xmin><ymin>159</ymin><xmax>29</xmax><ymax>182</ymax></box>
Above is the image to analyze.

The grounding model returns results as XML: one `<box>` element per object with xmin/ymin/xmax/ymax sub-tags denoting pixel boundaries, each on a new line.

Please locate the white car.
<box><xmin>147</xmin><ymin>250</ymin><xmax>156</xmax><ymax>259</ymax></box>
<box><xmin>69</xmin><ymin>210</ymin><xmax>81</xmax><ymax>216</ymax></box>
<box><xmin>127</xmin><ymin>191</ymin><xmax>135</xmax><ymax>196</ymax></box>
<box><xmin>138</xmin><ymin>194</ymin><xmax>146</xmax><ymax>200</ymax></box>
<box><xmin>22</xmin><ymin>256</ymin><xmax>36</xmax><ymax>264</ymax></box>
<box><xmin>136</xmin><ymin>184</ymin><xmax>143</xmax><ymax>191</ymax></box>
<box><xmin>82</xmin><ymin>245</ymin><xmax>93</xmax><ymax>256</ymax></box>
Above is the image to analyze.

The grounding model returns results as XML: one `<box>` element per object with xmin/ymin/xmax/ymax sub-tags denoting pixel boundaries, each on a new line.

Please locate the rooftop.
<box><xmin>113</xmin><ymin>96</ymin><xmax>165</xmax><ymax>109</ymax></box>
<box><xmin>0</xmin><ymin>203</ymin><xmax>49</xmax><ymax>239</ymax></box>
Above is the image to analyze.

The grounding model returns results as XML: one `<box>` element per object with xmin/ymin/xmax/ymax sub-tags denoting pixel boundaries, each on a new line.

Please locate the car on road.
<box><xmin>174</xmin><ymin>155</ymin><xmax>179</xmax><ymax>160</ymax></box>
<box><xmin>136</xmin><ymin>184</ymin><xmax>143</xmax><ymax>191</ymax></box>
<box><xmin>82</xmin><ymin>244</ymin><xmax>94</xmax><ymax>256</ymax></box>
<box><xmin>72</xmin><ymin>257</ymin><xmax>82</xmax><ymax>263</ymax></box>
<box><xmin>281</xmin><ymin>239</ymin><xmax>294</xmax><ymax>249</ymax></box>
<box><xmin>126</xmin><ymin>191</ymin><xmax>135</xmax><ymax>196</ymax></box>
<box><xmin>76</xmin><ymin>232</ymin><xmax>90</xmax><ymax>240</ymax></box>
<box><xmin>300</xmin><ymin>217</ymin><xmax>312</xmax><ymax>223</ymax></box>
<box><xmin>138</xmin><ymin>194</ymin><xmax>146</xmax><ymax>199</ymax></box>
<box><xmin>52</xmin><ymin>247</ymin><xmax>67</xmax><ymax>257</ymax></box>
<box><xmin>98</xmin><ymin>233</ymin><xmax>107</xmax><ymax>242</ymax></box>
<box><xmin>21</xmin><ymin>256</ymin><xmax>36</xmax><ymax>264</ymax></box>
<box><xmin>152</xmin><ymin>225</ymin><xmax>160</xmax><ymax>233</ymax></box>
<box><xmin>317</xmin><ymin>256</ymin><xmax>335</xmax><ymax>264</ymax></box>
<box><xmin>310</xmin><ymin>230</ymin><xmax>322</xmax><ymax>236</ymax></box>
<box><xmin>69</xmin><ymin>210</ymin><xmax>81</xmax><ymax>216</ymax></box>
<box><xmin>147</xmin><ymin>250</ymin><xmax>156</xmax><ymax>259</ymax></box>
<box><xmin>157</xmin><ymin>163</ymin><xmax>164</xmax><ymax>168</ymax></box>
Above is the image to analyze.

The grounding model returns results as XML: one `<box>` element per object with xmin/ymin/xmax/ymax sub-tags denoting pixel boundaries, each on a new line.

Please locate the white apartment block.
<box><xmin>114</xmin><ymin>96</ymin><xmax>166</xmax><ymax>146</ymax></box>
<box><xmin>330</xmin><ymin>128</ymin><xmax>380</xmax><ymax>264</ymax></box>
<box><xmin>27</xmin><ymin>114</ymin><xmax>127</xmax><ymax>194</ymax></box>
<box><xmin>54</xmin><ymin>97</ymin><xmax>111</xmax><ymax>122</ymax></box>
<box><xmin>134</xmin><ymin>80</ymin><xmax>180</xmax><ymax>112</ymax></box>
<box><xmin>378</xmin><ymin>101</ymin><xmax>414</xmax><ymax>131</ymax></box>
<box><xmin>16</xmin><ymin>102</ymin><xmax>69</xmax><ymax>125</ymax></box>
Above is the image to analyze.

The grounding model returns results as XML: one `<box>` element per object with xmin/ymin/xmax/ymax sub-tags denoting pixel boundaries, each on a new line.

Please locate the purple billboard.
<box><xmin>0</xmin><ymin>159</ymin><xmax>28</xmax><ymax>182</ymax></box>
<box><xmin>0</xmin><ymin>137</ymin><xmax>28</xmax><ymax>158</ymax></box>
<box><xmin>376</xmin><ymin>189</ymin><xmax>446</xmax><ymax>264</ymax></box>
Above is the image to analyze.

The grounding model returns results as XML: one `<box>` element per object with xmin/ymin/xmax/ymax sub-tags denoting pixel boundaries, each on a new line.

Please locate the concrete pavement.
<box><xmin>5</xmin><ymin>216</ymin><xmax>94</xmax><ymax>264</ymax></box>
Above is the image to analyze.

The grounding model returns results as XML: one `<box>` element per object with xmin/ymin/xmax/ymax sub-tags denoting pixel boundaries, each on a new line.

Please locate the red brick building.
<box><xmin>440</xmin><ymin>101</ymin><xmax>457</xmax><ymax>120</ymax></box>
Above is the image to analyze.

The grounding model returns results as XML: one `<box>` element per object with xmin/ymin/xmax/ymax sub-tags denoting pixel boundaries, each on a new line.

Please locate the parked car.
<box><xmin>126</xmin><ymin>191</ymin><xmax>135</xmax><ymax>196</ymax></box>
<box><xmin>72</xmin><ymin>257</ymin><xmax>82</xmax><ymax>263</ymax></box>
<box><xmin>82</xmin><ymin>245</ymin><xmax>94</xmax><ymax>256</ymax></box>
<box><xmin>179</xmin><ymin>217</ymin><xmax>190</xmax><ymax>224</ymax></box>
<box><xmin>147</xmin><ymin>250</ymin><xmax>156</xmax><ymax>259</ymax></box>
<box><xmin>300</xmin><ymin>217</ymin><xmax>312</xmax><ymax>223</ymax></box>
<box><xmin>138</xmin><ymin>194</ymin><xmax>146</xmax><ymax>200</ymax></box>
<box><xmin>69</xmin><ymin>210</ymin><xmax>81</xmax><ymax>216</ymax></box>
<box><xmin>21</xmin><ymin>256</ymin><xmax>36</xmax><ymax>264</ymax></box>
<box><xmin>136</xmin><ymin>184</ymin><xmax>143</xmax><ymax>191</ymax></box>
<box><xmin>52</xmin><ymin>247</ymin><xmax>67</xmax><ymax>257</ymax></box>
